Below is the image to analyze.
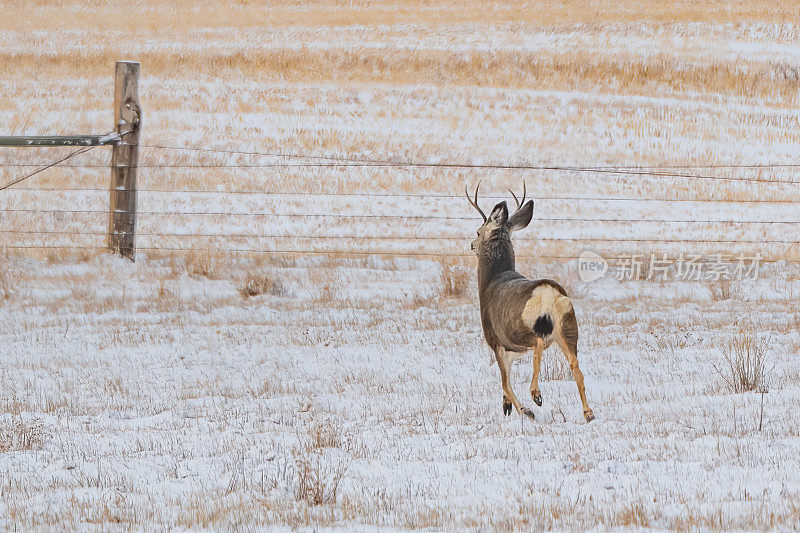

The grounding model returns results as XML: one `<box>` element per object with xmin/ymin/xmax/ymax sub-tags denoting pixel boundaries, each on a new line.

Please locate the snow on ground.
<box><xmin>1</xmin><ymin>252</ymin><xmax>799</xmax><ymax>528</ymax></box>
<box><xmin>2</xmin><ymin>1</ymin><xmax>800</xmax><ymax>528</ymax></box>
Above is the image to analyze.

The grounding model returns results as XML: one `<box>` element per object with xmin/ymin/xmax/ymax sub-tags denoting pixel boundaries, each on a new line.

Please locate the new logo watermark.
<box><xmin>578</xmin><ymin>250</ymin><xmax>608</xmax><ymax>282</ymax></box>
<box><xmin>577</xmin><ymin>251</ymin><xmax>762</xmax><ymax>282</ymax></box>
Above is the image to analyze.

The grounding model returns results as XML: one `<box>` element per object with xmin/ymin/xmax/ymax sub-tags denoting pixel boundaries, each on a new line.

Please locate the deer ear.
<box><xmin>508</xmin><ymin>200</ymin><xmax>534</xmax><ymax>232</ymax></box>
<box><xmin>487</xmin><ymin>201</ymin><xmax>508</xmax><ymax>225</ymax></box>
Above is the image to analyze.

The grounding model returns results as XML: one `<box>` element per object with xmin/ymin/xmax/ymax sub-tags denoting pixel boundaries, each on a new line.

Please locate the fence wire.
<box><xmin>1</xmin><ymin>142</ymin><xmax>799</xmax><ymax>260</ymax></box>
<box><xmin>3</xmin><ymin>208</ymin><xmax>800</xmax><ymax>225</ymax></box>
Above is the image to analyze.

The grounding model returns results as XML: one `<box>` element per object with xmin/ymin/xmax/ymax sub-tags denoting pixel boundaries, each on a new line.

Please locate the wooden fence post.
<box><xmin>108</xmin><ymin>61</ymin><xmax>141</xmax><ymax>260</ymax></box>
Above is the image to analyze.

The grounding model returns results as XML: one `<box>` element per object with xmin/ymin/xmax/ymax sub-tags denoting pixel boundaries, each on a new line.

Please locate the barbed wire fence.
<box><xmin>2</xmin><ymin>140</ymin><xmax>800</xmax><ymax>265</ymax></box>
<box><xmin>1</xmin><ymin>62</ymin><xmax>798</xmax><ymax>266</ymax></box>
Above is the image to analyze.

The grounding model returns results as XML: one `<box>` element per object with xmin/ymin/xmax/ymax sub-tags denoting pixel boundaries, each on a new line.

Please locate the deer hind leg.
<box><xmin>529</xmin><ymin>337</ymin><xmax>544</xmax><ymax>406</ymax></box>
<box><xmin>555</xmin><ymin>309</ymin><xmax>594</xmax><ymax>422</ymax></box>
<box><xmin>495</xmin><ymin>347</ymin><xmax>534</xmax><ymax>419</ymax></box>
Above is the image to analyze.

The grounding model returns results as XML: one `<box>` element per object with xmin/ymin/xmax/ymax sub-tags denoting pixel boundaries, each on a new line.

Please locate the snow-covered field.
<box><xmin>2</xmin><ymin>253</ymin><xmax>800</xmax><ymax>528</ymax></box>
<box><xmin>2</xmin><ymin>1</ymin><xmax>800</xmax><ymax>529</ymax></box>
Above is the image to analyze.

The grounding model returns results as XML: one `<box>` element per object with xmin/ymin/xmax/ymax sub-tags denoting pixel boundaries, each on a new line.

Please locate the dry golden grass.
<box><xmin>715</xmin><ymin>327</ymin><xmax>771</xmax><ymax>393</ymax></box>
<box><xmin>0</xmin><ymin>251</ymin><xmax>14</xmax><ymax>300</ymax></box>
<box><xmin>0</xmin><ymin>418</ymin><xmax>47</xmax><ymax>452</ymax></box>
<box><xmin>707</xmin><ymin>276</ymin><xmax>743</xmax><ymax>301</ymax></box>
<box><xmin>236</xmin><ymin>267</ymin><xmax>286</xmax><ymax>298</ymax></box>
<box><xmin>437</xmin><ymin>257</ymin><xmax>470</xmax><ymax>299</ymax></box>
<box><xmin>4</xmin><ymin>0</ymin><xmax>800</xmax><ymax>31</ymax></box>
<box><xmin>2</xmin><ymin>1</ymin><xmax>800</xmax><ymax>529</ymax></box>
<box><xmin>6</xmin><ymin>48</ymin><xmax>799</xmax><ymax>105</ymax></box>
<box><xmin>291</xmin><ymin>453</ymin><xmax>349</xmax><ymax>506</ymax></box>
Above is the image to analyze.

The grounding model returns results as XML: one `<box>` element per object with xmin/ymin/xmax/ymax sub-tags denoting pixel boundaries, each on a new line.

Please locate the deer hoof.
<box><xmin>503</xmin><ymin>397</ymin><xmax>512</xmax><ymax>416</ymax></box>
<box><xmin>521</xmin><ymin>407</ymin><xmax>535</xmax><ymax>419</ymax></box>
<box><xmin>531</xmin><ymin>390</ymin><xmax>542</xmax><ymax>406</ymax></box>
<box><xmin>584</xmin><ymin>409</ymin><xmax>595</xmax><ymax>422</ymax></box>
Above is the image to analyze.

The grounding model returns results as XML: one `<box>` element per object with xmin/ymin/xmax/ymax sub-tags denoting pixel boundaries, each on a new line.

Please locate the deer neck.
<box><xmin>477</xmin><ymin>235</ymin><xmax>515</xmax><ymax>297</ymax></box>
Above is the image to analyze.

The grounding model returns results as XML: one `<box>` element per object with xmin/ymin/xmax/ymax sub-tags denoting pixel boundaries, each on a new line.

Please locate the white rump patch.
<box><xmin>522</xmin><ymin>285</ymin><xmax>573</xmax><ymax>335</ymax></box>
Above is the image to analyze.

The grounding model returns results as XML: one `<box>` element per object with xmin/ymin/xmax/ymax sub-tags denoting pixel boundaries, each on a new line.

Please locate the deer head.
<box><xmin>466</xmin><ymin>181</ymin><xmax>534</xmax><ymax>256</ymax></box>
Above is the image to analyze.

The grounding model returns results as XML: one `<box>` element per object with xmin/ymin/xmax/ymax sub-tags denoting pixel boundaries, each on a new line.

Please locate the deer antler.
<box><xmin>508</xmin><ymin>181</ymin><xmax>526</xmax><ymax>211</ymax></box>
<box><xmin>465</xmin><ymin>181</ymin><xmax>487</xmax><ymax>223</ymax></box>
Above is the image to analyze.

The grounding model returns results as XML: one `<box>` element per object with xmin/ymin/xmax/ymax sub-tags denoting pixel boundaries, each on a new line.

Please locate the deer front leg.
<box><xmin>495</xmin><ymin>347</ymin><xmax>534</xmax><ymax>419</ymax></box>
<box><xmin>555</xmin><ymin>310</ymin><xmax>594</xmax><ymax>422</ymax></box>
<box><xmin>529</xmin><ymin>337</ymin><xmax>544</xmax><ymax>406</ymax></box>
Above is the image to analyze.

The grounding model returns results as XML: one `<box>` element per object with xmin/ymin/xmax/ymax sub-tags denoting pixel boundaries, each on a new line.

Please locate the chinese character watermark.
<box><xmin>578</xmin><ymin>251</ymin><xmax>762</xmax><ymax>283</ymax></box>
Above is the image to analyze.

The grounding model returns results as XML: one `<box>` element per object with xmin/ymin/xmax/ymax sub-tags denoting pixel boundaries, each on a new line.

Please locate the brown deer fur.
<box><xmin>467</xmin><ymin>183</ymin><xmax>594</xmax><ymax>422</ymax></box>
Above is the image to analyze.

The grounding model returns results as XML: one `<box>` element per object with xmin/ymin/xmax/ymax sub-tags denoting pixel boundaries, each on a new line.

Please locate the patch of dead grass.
<box><xmin>236</xmin><ymin>268</ymin><xmax>286</xmax><ymax>298</ymax></box>
<box><xmin>184</xmin><ymin>248</ymin><xmax>224</xmax><ymax>280</ymax></box>
<box><xmin>438</xmin><ymin>257</ymin><xmax>470</xmax><ymax>299</ymax></box>
<box><xmin>714</xmin><ymin>327</ymin><xmax>770</xmax><ymax>393</ymax></box>
<box><xmin>707</xmin><ymin>277</ymin><xmax>742</xmax><ymax>301</ymax></box>
<box><xmin>0</xmin><ymin>418</ymin><xmax>47</xmax><ymax>452</ymax></box>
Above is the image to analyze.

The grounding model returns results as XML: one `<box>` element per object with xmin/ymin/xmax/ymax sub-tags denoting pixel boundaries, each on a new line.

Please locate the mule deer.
<box><xmin>466</xmin><ymin>182</ymin><xmax>594</xmax><ymax>422</ymax></box>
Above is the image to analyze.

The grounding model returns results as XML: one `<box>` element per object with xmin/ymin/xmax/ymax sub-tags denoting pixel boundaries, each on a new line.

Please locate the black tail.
<box><xmin>533</xmin><ymin>314</ymin><xmax>554</xmax><ymax>338</ymax></box>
